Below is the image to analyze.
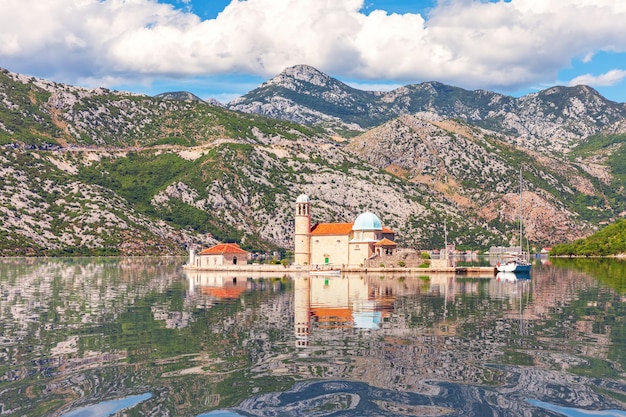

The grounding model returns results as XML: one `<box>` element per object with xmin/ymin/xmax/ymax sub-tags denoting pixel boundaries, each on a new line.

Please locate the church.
<box><xmin>294</xmin><ymin>194</ymin><xmax>397</xmax><ymax>267</ymax></box>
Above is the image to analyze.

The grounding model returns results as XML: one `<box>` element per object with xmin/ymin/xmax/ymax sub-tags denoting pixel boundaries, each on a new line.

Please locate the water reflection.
<box><xmin>529</xmin><ymin>400</ymin><xmax>626</xmax><ymax>416</ymax></box>
<box><xmin>0</xmin><ymin>257</ymin><xmax>624</xmax><ymax>416</ymax></box>
<box><xmin>206</xmin><ymin>377</ymin><xmax>626</xmax><ymax>417</ymax></box>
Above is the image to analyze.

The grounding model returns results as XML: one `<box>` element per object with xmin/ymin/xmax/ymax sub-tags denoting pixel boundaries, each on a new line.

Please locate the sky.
<box><xmin>2</xmin><ymin>0</ymin><xmax>626</xmax><ymax>104</ymax></box>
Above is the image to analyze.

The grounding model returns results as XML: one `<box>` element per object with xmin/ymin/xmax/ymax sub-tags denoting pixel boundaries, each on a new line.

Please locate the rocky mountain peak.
<box><xmin>227</xmin><ymin>65</ymin><xmax>626</xmax><ymax>149</ymax></box>
<box><xmin>258</xmin><ymin>64</ymin><xmax>357</xmax><ymax>96</ymax></box>
<box><xmin>155</xmin><ymin>91</ymin><xmax>206</xmax><ymax>103</ymax></box>
<box><xmin>274</xmin><ymin>64</ymin><xmax>333</xmax><ymax>87</ymax></box>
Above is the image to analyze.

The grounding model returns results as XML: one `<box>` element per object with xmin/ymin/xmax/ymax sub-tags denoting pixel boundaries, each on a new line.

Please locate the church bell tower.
<box><xmin>294</xmin><ymin>194</ymin><xmax>311</xmax><ymax>265</ymax></box>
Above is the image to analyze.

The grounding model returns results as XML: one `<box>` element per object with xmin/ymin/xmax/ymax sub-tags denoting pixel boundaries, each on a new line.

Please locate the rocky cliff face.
<box><xmin>0</xmin><ymin>66</ymin><xmax>623</xmax><ymax>255</ymax></box>
<box><xmin>345</xmin><ymin>115</ymin><xmax>599</xmax><ymax>245</ymax></box>
<box><xmin>0</xmin><ymin>147</ymin><xmax>207</xmax><ymax>256</ymax></box>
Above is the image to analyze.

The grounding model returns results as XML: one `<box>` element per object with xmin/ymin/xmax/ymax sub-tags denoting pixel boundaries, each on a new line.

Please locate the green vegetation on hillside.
<box><xmin>1</xmin><ymin>67</ymin><xmax>324</xmax><ymax>149</ymax></box>
<box><xmin>79</xmin><ymin>152</ymin><xmax>192</xmax><ymax>213</ymax></box>
<box><xmin>0</xmin><ymin>149</ymin><xmax>187</xmax><ymax>256</ymax></box>
<box><xmin>569</xmin><ymin>133</ymin><xmax>626</xmax><ymax>218</ymax></box>
<box><xmin>0</xmin><ymin>69</ymin><xmax>62</xmax><ymax>145</ymax></box>
<box><xmin>550</xmin><ymin>219</ymin><xmax>626</xmax><ymax>256</ymax></box>
<box><xmin>3</xmin><ymin>67</ymin><xmax>625</xmax><ymax>256</ymax></box>
<box><xmin>76</xmin><ymin>147</ymin><xmax>279</xmax><ymax>251</ymax></box>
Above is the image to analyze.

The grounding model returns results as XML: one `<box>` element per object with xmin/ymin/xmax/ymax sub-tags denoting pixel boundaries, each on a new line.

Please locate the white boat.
<box><xmin>496</xmin><ymin>167</ymin><xmax>532</xmax><ymax>274</ymax></box>
<box><xmin>496</xmin><ymin>258</ymin><xmax>531</xmax><ymax>273</ymax></box>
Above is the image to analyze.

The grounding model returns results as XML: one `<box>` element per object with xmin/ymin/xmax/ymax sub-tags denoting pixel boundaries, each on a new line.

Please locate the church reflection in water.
<box><xmin>296</xmin><ymin>274</ymin><xmax>384</xmax><ymax>347</ymax></box>
<box><xmin>185</xmin><ymin>270</ymin><xmax>531</xmax><ymax>350</ymax></box>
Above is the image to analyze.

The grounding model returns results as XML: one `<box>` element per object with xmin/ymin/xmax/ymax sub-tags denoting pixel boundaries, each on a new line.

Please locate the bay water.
<box><xmin>1</xmin><ymin>257</ymin><xmax>625</xmax><ymax>416</ymax></box>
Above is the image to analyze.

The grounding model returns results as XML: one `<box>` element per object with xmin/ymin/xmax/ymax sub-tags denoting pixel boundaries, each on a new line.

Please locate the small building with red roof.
<box><xmin>188</xmin><ymin>243</ymin><xmax>249</xmax><ymax>269</ymax></box>
<box><xmin>375</xmin><ymin>237</ymin><xmax>398</xmax><ymax>256</ymax></box>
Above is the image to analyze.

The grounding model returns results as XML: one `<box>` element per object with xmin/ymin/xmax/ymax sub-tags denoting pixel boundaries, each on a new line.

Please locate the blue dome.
<box><xmin>296</xmin><ymin>194</ymin><xmax>309</xmax><ymax>203</ymax></box>
<box><xmin>352</xmin><ymin>212</ymin><xmax>382</xmax><ymax>231</ymax></box>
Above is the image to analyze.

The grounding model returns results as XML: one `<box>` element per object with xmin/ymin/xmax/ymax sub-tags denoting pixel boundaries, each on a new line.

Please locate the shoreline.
<box><xmin>182</xmin><ymin>264</ymin><xmax>498</xmax><ymax>276</ymax></box>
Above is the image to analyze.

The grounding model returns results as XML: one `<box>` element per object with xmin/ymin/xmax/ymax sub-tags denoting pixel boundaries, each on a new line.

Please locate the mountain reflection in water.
<box><xmin>0</xmin><ymin>257</ymin><xmax>624</xmax><ymax>416</ymax></box>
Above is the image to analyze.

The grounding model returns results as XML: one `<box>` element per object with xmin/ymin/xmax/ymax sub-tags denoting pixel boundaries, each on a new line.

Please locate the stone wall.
<box><xmin>363</xmin><ymin>249</ymin><xmax>431</xmax><ymax>268</ymax></box>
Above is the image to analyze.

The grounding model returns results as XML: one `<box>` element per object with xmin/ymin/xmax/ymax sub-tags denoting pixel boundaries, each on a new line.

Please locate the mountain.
<box><xmin>155</xmin><ymin>91</ymin><xmax>224</xmax><ymax>107</ymax></box>
<box><xmin>0</xmin><ymin>66</ymin><xmax>624</xmax><ymax>256</ymax></box>
<box><xmin>228</xmin><ymin>65</ymin><xmax>383</xmax><ymax>135</ymax></box>
<box><xmin>344</xmin><ymin>115</ymin><xmax>592</xmax><ymax>245</ymax></box>
<box><xmin>0</xmin><ymin>67</ymin><xmax>329</xmax><ymax>255</ymax></box>
<box><xmin>155</xmin><ymin>91</ymin><xmax>206</xmax><ymax>103</ymax></box>
<box><xmin>227</xmin><ymin>65</ymin><xmax>626</xmax><ymax>153</ymax></box>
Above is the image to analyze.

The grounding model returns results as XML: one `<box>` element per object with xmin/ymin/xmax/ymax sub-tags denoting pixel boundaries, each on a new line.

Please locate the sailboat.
<box><xmin>497</xmin><ymin>167</ymin><xmax>532</xmax><ymax>274</ymax></box>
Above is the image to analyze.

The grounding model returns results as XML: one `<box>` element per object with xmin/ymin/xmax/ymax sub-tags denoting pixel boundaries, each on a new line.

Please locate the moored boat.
<box><xmin>496</xmin><ymin>258</ymin><xmax>531</xmax><ymax>273</ymax></box>
<box><xmin>497</xmin><ymin>167</ymin><xmax>532</xmax><ymax>274</ymax></box>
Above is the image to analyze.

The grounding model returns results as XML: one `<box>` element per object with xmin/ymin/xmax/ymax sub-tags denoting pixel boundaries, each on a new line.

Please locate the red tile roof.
<box><xmin>310</xmin><ymin>223</ymin><xmax>354</xmax><ymax>235</ymax></box>
<box><xmin>382</xmin><ymin>226</ymin><xmax>395</xmax><ymax>234</ymax></box>
<box><xmin>199</xmin><ymin>243</ymin><xmax>249</xmax><ymax>255</ymax></box>
<box><xmin>375</xmin><ymin>238</ymin><xmax>397</xmax><ymax>246</ymax></box>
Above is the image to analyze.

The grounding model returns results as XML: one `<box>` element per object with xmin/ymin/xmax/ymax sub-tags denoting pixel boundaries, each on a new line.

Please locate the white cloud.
<box><xmin>2</xmin><ymin>0</ymin><xmax>626</xmax><ymax>94</ymax></box>
<box><xmin>569</xmin><ymin>70</ymin><xmax>626</xmax><ymax>87</ymax></box>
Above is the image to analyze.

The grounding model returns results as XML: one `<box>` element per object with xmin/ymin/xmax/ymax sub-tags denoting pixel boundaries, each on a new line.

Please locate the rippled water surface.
<box><xmin>1</xmin><ymin>257</ymin><xmax>625</xmax><ymax>416</ymax></box>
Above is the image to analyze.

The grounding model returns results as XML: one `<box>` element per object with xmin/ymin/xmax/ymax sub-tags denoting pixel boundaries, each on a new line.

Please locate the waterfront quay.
<box><xmin>182</xmin><ymin>263</ymin><xmax>498</xmax><ymax>277</ymax></box>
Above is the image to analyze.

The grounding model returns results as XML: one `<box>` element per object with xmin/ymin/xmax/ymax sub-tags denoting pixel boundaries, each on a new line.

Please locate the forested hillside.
<box><xmin>550</xmin><ymin>219</ymin><xmax>626</xmax><ymax>256</ymax></box>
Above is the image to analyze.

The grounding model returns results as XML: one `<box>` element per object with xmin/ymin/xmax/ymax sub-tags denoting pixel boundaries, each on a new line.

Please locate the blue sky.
<box><xmin>2</xmin><ymin>0</ymin><xmax>626</xmax><ymax>104</ymax></box>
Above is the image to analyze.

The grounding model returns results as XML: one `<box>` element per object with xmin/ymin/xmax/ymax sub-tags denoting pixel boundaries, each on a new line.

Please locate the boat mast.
<box><xmin>519</xmin><ymin>166</ymin><xmax>523</xmax><ymax>258</ymax></box>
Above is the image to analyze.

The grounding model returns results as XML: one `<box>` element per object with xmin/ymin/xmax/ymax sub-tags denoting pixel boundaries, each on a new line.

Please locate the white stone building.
<box><xmin>294</xmin><ymin>194</ymin><xmax>396</xmax><ymax>267</ymax></box>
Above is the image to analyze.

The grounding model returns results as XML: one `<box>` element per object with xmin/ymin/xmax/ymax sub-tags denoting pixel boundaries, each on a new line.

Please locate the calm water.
<box><xmin>1</xmin><ymin>257</ymin><xmax>625</xmax><ymax>416</ymax></box>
